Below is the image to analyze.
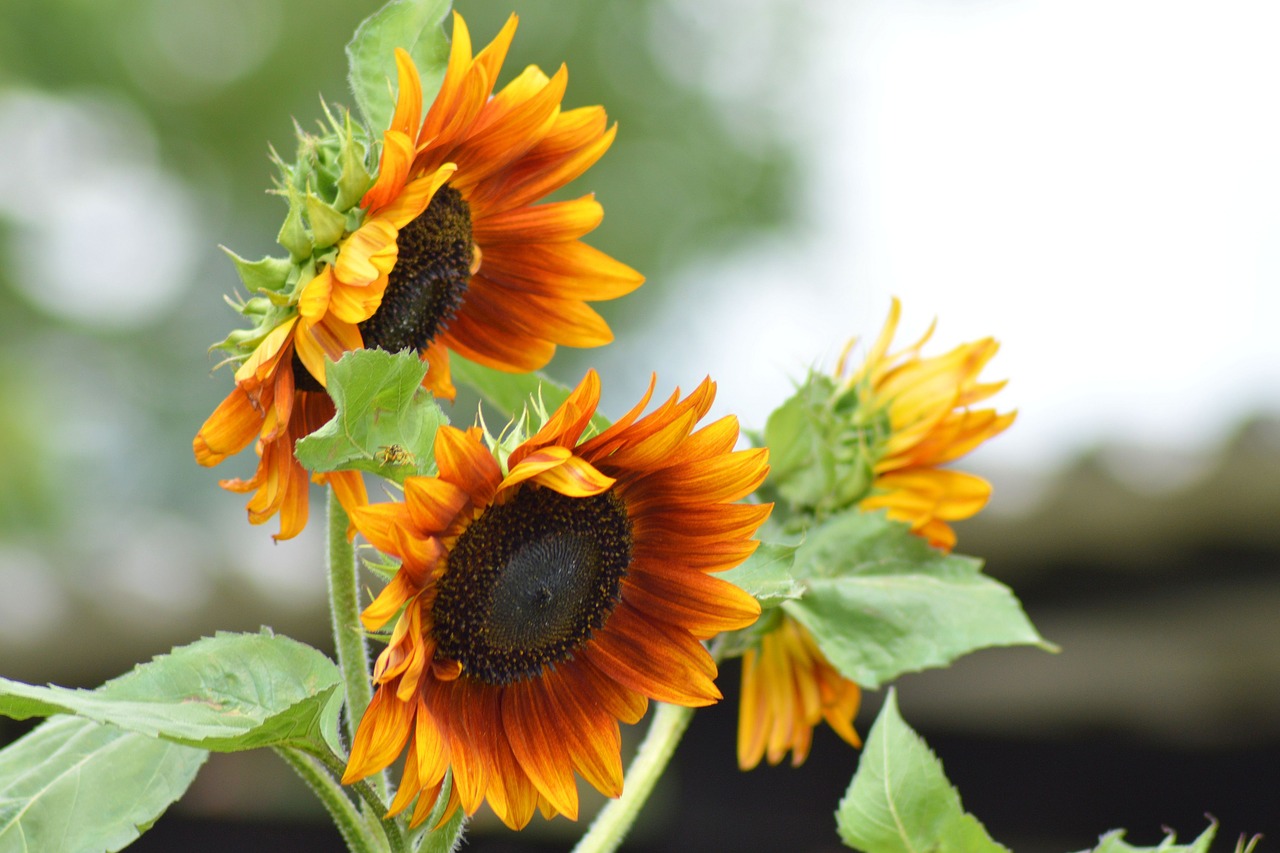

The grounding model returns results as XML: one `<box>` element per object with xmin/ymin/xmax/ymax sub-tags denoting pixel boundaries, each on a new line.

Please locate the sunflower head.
<box><xmin>195</xmin><ymin>12</ymin><xmax>641</xmax><ymax>539</ymax></box>
<box><xmin>762</xmin><ymin>298</ymin><xmax>1014</xmax><ymax>548</ymax></box>
<box><xmin>843</xmin><ymin>298</ymin><xmax>1016</xmax><ymax>551</ymax></box>
<box><xmin>342</xmin><ymin>370</ymin><xmax>770</xmax><ymax>829</ymax></box>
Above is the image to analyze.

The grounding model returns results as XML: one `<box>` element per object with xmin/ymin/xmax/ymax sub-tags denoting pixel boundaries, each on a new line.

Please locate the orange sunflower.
<box><xmin>737</xmin><ymin>614</ymin><xmax>861</xmax><ymax>769</ymax></box>
<box><xmin>194</xmin><ymin>13</ymin><xmax>641</xmax><ymax>539</ymax></box>
<box><xmin>737</xmin><ymin>298</ymin><xmax>1014</xmax><ymax>769</ymax></box>
<box><xmin>342</xmin><ymin>370</ymin><xmax>770</xmax><ymax>829</ymax></box>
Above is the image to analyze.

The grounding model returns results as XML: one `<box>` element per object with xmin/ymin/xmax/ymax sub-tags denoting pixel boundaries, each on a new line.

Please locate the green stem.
<box><xmin>275</xmin><ymin>747</ymin><xmax>383</xmax><ymax>853</ymax></box>
<box><xmin>308</xmin><ymin>747</ymin><xmax>408</xmax><ymax>853</ymax></box>
<box><xmin>572</xmin><ymin>702</ymin><xmax>694</xmax><ymax>853</ymax></box>
<box><xmin>326</xmin><ymin>488</ymin><xmax>385</xmax><ymax>796</ymax></box>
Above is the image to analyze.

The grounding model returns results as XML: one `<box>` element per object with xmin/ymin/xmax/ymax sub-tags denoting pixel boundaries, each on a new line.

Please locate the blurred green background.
<box><xmin>2</xmin><ymin>0</ymin><xmax>1278</xmax><ymax>851</ymax></box>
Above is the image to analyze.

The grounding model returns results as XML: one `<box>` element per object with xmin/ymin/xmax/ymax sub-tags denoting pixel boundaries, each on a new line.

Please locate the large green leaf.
<box><xmin>295</xmin><ymin>348</ymin><xmax>447</xmax><ymax>485</ymax></box>
<box><xmin>0</xmin><ymin>630</ymin><xmax>343</xmax><ymax>757</ymax></box>
<box><xmin>451</xmin><ymin>356</ymin><xmax>611</xmax><ymax>432</ymax></box>
<box><xmin>784</xmin><ymin>512</ymin><xmax>1053</xmax><ymax>689</ymax></box>
<box><xmin>720</xmin><ymin>540</ymin><xmax>802</xmax><ymax>607</ymax></box>
<box><xmin>346</xmin><ymin>0</ymin><xmax>452</xmax><ymax>133</ymax></box>
<box><xmin>1078</xmin><ymin>823</ymin><xmax>1218</xmax><ymax>853</ymax></box>
<box><xmin>837</xmin><ymin>690</ymin><xmax>1007</xmax><ymax>853</ymax></box>
<box><xmin>0</xmin><ymin>717</ymin><xmax>207</xmax><ymax>853</ymax></box>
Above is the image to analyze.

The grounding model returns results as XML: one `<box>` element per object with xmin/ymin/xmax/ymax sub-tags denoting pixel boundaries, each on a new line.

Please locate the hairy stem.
<box><xmin>327</xmin><ymin>488</ymin><xmax>386</xmax><ymax>797</ymax></box>
<box><xmin>572</xmin><ymin>701</ymin><xmax>694</xmax><ymax>853</ymax></box>
<box><xmin>275</xmin><ymin>747</ymin><xmax>384</xmax><ymax>853</ymax></box>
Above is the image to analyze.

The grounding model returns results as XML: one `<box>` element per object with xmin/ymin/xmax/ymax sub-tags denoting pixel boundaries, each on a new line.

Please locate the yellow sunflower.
<box><xmin>194</xmin><ymin>13</ymin><xmax>640</xmax><ymax>539</ymax></box>
<box><xmin>342</xmin><ymin>370</ymin><xmax>770</xmax><ymax>829</ymax></box>
<box><xmin>846</xmin><ymin>297</ymin><xmax>1016</xmax><ymax>550</ymax></box>
<box><xmin>738</xmin><ymin>298</ymin><xmax>1014</xmax><ymax>769</ymax></box>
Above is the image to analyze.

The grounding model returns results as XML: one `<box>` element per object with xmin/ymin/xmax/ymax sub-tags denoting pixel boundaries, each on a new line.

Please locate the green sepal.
<box><xmin>783</xmin><ymin>512</ymin><xmax>1053</xmax><ymax>689</ymax></box>
<box><xmin>762</xmin><ymin>373</ymin><xmax>882</xmax><ymax>521</ymax></box>
<box><xmin>220</xmin><ymin>247</ymin><xmax>292</xmax><ymax>295</ymax></box>
<box><xmin>361</xmin><ymin>550</ymin><xmax>403</xmax><ymax>582</ymax></box>
<box><xmin>0</xmin><ymin>717</ymin><xmax>208</xmax><ymax>853</ymax></box>
<box><xmin>306</xmin><ymin>190</ymin><xmax>348</xmax><ymax>249</ymax></box>
<box><xmin>335</xmin><ymin>108</ymin><xmax>375</xmax><ymax>211</ymax></box>
<box><xmin>1076</xmin><ymin>823</ymin><xmax>1218</xmax><ymax>853</ymax></box>
<box><xmin>0</xmin><ymin>629</ymin><xmax>344</xmax><ymax>758</ymax></box>
<box><xmin>295</xmin><ymin>348</ymin><xmax>448</xmax><ymax>484</ymax></box>
<box><xmin>413</xmin><ymin>774</ymin><xmax>465</xmax><ymax>853</ymax></box>
<box><xmin>347</xmin><ymin>0</ymin><xmax>453</xmax><ymax>134</ymax></box>
<box><xmin>836</xmin><ymin>690</ymin><xmax>1009</xmax><ymax>853</ymax></box>
<box><xmin>277</xmin><ymin>182</ymin><xmax>314</xmax><ymax>261</ymax></box>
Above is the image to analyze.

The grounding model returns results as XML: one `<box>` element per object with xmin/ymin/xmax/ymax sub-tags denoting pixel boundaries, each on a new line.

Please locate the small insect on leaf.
<box><xmin>375</xmin><ymin>444</ymin><xmax>416</xmax><ymax>467</ymax></box>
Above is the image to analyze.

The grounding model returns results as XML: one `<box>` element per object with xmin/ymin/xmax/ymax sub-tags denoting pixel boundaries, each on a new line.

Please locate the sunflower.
<box><xmin>342</xmin><ymin>370</ymin><xmax>770</xmax><ymax>829</ymax></box>
<box><xmin>737</xmin><ymin>615</ymin><xmax>861</xmax><ymax>769</ymax></box>
<box><xmin>737</xmin><ymin>298</ymin><xmax>1014</xmax><ymax>769</ymax></box>
<box><xmin>194</xmin><ymin>13</ymin><xmax>640</xmax><ymax>539</ymax></box>
<box><xmin>845</xmin><ymin>297</ymin><xmax>1016</xmax><ymax>550</ymax></box>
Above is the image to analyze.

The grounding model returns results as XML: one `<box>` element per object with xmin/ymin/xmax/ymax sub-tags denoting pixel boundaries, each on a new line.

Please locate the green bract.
<box><xmin>761</xmin><ymin>371</ymin><xmax>885</xmax><ymax>522</ymax></box>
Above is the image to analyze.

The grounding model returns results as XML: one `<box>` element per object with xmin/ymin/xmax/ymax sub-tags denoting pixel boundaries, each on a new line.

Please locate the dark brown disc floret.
<box><xmin>358</xmin><ymin>185</ymin><xmax>473</xmax><ymax>356</ymax></box>
<box><xmin>432</xmin><ymin>486</ymin><xmax>633</xmax><ymax>685</ymax></box>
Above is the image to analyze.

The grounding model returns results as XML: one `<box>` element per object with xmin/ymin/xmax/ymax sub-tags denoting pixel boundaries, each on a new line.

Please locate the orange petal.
<box><xmin>472</xmin><ymin>195</ymin><xmax>603</xmax><ymax>244</ymax></box>
<box><xmin>433</xmin><ymin>425</ymin><xmax>501</xmax><ymax>504</ymax></box>
<box><xmin>404</xmin><ymin>477</ymin><xmax>470</xmax><ymax>533</ymax></box>
<box><xmin>194</xmin><ymin>385</ymin><xmax>265</xmax><ymax>466</ymax></box>
<box><xmin>439</xmin><ymin>313</ymin><xmax>557</xmax><ymax>374</ymax></box>
<box><xmin>477</xmin><ymin>240</ymin><xmax>643</xmax><ymax>301</ymax></box>
<box><xmin>343</xmin><ymin>687</ymin><xmax>414</xmax><ymax>783</ymax></box>
<box><xmin>584</xmin><ymin>602</ymin><xmax>721</xmax><ymax>707</ymax></box>
<box><xmin>623</xmin><ymin>567</ymin><xmax>760</xmax><ymax>639</ymax></box>
<box><xmin>502</xmin><ymin>679</ymin><xmax>580</xmax><ymax>820</ymax></box>
<box><xmin>233</xmin><ymin>317</ymin><xmax>297</xmax><ymax>384</ymax></box>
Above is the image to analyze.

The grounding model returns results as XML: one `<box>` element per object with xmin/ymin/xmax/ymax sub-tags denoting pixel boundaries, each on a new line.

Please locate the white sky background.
<box><xmin>626</xmin><ymin>0</ymin><xmax>1280</xmax><ymax>475</ymax></box>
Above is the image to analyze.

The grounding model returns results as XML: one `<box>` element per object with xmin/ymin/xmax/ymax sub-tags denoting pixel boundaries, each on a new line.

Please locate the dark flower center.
<box><xmin>291</xmin><ymin>185</ymin><xmax>474</xmax><ymax>392</ymax></box>
<box><xmin>358</xmin><ymin>184</ymin><xmax>473</xmax><ymax>356</ymax></box>
<box><xmin>432</xmin><ymin>486</ymin><xmax>632</xmax><ymax>686</ymax></box>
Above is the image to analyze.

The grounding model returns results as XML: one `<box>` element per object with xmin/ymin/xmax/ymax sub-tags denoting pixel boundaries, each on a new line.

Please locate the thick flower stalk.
<box><xmin>738</xmin><ymin>298</ymin><xmax>1015</xmax><ymax>768</ymax></box>
<box><xmin>193</xmin><ymin>13</ymin><xmax>641</xmax><ymax>539</ymax></box>
<box><xmin>342</xmin><ymin>370</ymin><xmax>770</xmax><ymax>829</ymax></box>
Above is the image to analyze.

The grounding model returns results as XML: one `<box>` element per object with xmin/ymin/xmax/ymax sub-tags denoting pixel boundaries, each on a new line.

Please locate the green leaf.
<box><xmin>837</xmin><ymin>690</ymin><xmax>1008</xmax><ymax>853</ymax></box>
<box><xmin>784</xmin><ymin>513</ymin><xmax>1053</xmax><ymax>689</ymax></box>
<box><xmin>1078</xmin><ymin>823</ymin><xmax>1217</xmax><ymax>853</ymax></box>
<box><xmin>295</xmin><ymin>348</ymin><xmax>447</xmax><ymax>484</ymax></box>
<box><xmin>346</xmin><ymin>0</ymin><xmax>452</xmax><ymax>134</ymax></box>
<box><xmin>0</xmin><ymin>630</ymin><xmax>343</xmax><ymax>757</ymax></box>
<box><xmin>451</xmin><ymin>355</ymin><xmax>611</xmax><ymax>432</ymax></box>
<box><xmin>721</xmin><ymin>540</ymin><xmax>803</xmax><ymax>607</ymax></box>
<box><xmin>0</xmin><ymin>716</ymin><xmax>207</xmax><ymax>853</ymax></box>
